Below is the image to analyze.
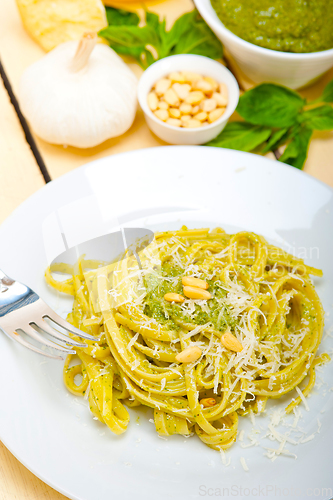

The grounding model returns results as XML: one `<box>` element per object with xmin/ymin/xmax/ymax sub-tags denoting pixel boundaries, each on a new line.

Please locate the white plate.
<box><xmin>0</xmin><ymin>147</ymin><xmax>332</xmax><ymax>500</ymax></box>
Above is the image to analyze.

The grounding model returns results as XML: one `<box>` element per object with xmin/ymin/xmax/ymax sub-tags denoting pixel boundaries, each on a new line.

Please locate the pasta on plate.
<box><xmin>45</xmin><ymin>227</ymin><xmax>328</xmax><ymax>451</ymax></box>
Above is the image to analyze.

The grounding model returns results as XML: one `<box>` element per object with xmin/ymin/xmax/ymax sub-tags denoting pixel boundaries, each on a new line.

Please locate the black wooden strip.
<box><xmin>0</xmin><ymin>58</ymin><xmax>51</xmax><ymax>183</ymax></box>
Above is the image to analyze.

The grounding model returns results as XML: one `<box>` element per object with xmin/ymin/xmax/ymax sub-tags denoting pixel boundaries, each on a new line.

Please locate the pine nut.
<box><xmin>172</xmin><ymin>83</ymin><xmax>191</xmax><ymax>100</ymax></box>
<box><xmin>155</xmin><ymin>78</ymin><xmax>171</xmax><ymax>96</ymax></box>
<box><xmin>169</xmin><ymin>72</ymin><xmax>185</xmax><ymax>83</ymax></box>
<box><xmin>208</xmin><ymin>107</ymin><xmax>225</xmax><ymax>123</ymax></box>
<box><xmin>183</xmin><ymin>286</ymin><xmax>211</xmax><ymax>300</ymax></box>
<box><xmin>184</xmin><ymin>119</ymin><xmax>202</xmax><ymax>128</ymax></box>
<box><xmin>181</xmin><ymin>115</ymin><xmax>191</xmax><ymax>124</ymax></box>
<box><xmin>154</xmin><ymin>109</ymin><xmax>169</xmax><ymax>121</ymax></box>
<box><xmin>200</xmin><ymin>98</ymin><xmax>217</xmax><ymax>113</ymax></box>
<box><xmin>164</xmin><ymin>88</ymin><xmax>179</xmax><ymax>106</ymax></box>
<box><xmin>164</xmin><ymin>293</ymin><xmax>185</xmax><ymax>302</ymax></box>
<box><xmin>204</xmin><ymin>77</ymin><xmax>219</xmax><ymax>91</ymax></box>
<box><xmin>183</xmin><ymin>71</ymin><xmax>202</xmax><ymax>82</ymax></box>
<box><xmin>175</xmin><ymin>346</ymin><xmax>202</xmax><ymax>363</ymax></box>
<box><xmin>213</xmin><ymin>92</ymin><xmax>228</xmax><ymax>107</ymax></box>
<box><xmin>200</xmin><ymin>398</ymin><xmax>216</xmax><ymax>407</ymax></box>
<box><xmin>193</xmin><ymin>79</ymin><xmax>213</xmax><ymax>93</ymax></box>
<box><xmin>185</xmin><ymin>91</ymin><xmax>205</xmax><ymax>105</ymax></box>
<box><xmin>169</xmin><ymin>108</ymin><xmax>181</xmax><ymax>119</ymax></box>
<box><xmin>148</xmin><ymin>72</ymin><xmax>229</xmax><ymax>128</ymax></box>
<box><xmin>179</xmin><ymin>103</ymin><xmax>192</xmax><ymax>115</ymax></box>
<box><xmin>182</xmin><ymin>276</ymin><xmax>209</xmax><ymax>289</ymax></box>
<box><xmin>219</xmin><ymin>82</ymin><xmax>228</xmax><ymax>99</ymax></box>
<box><xmin>157</xmin><ymin>101</ymin><xmax>169</xmax><ymax>110</ymax></box>
<box><xmin>194</xmin><ymin>111</ymin><xmax>208</xmax><ymax>122</ymax></box>
<box><xmin>147</xmin><ymin>92</ymin><xmax>158</xmax><ymax>111</ymax></box>
<box><xmin>221</xmin><ymin>330</ymin><xmax>243</xmax><ymax>352</ymax></box>
<box><xmin>166</xmin><ymin>118</ymin><xmax>181</xmax><ymax>127</ymax></box>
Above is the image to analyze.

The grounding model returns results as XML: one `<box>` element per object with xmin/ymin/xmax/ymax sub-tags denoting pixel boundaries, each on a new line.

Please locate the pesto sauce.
<box><xmin>143</xmin><ymin>264</ymin><xmax>236</xmax><ymax>332</ymax></box>
<box><xmin>211</xmin><ymin>0</ymin><xmax>333</xmax><ymax>53</ymax></box>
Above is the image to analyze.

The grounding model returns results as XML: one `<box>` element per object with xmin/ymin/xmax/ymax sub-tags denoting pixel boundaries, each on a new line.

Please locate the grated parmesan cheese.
<box><xmin>219</xmin><ymin>449</ymin><xmax>231</xmax><ymax>466</ymax></box>
<box><xmin>127</xmin><ymin>332</ymin><xmax>139</xmax><ymax>350</ymax></box>
<box><xmin>240</xmin><ymin>457</ymin><xmax>249</xmax><ymax>471</ymax></box>
<box><xmin>299</xmin><ymin>434</ymin><xmax>315</xmax><ymax>444</ymax></box>
<box><xmin>131</xmin><ymin>359</ymin><xmax>140</xmax><ymax>371</ymax></box>
<box><xmin>295</xmin><ymin>386</ymin><xmax>310</xmax><ymax>411</ymax></box>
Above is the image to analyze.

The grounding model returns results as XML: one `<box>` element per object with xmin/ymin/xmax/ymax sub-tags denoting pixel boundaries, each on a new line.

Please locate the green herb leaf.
<box><xmin>108</xmin><ymin>43</ymin><xmax>146</xmax><ymax>66</ymax></box>
<box><xmin>143</xmin><ymin>48</ymin><xmax>157</xmax><ymax>68</ymax></box>
<box><xmin>105</xmin><ymin>7</ymin><xmax>139</xmax><ymax>26</ymax></box>
<box><xmin>206</xmin><ymin>122</ymin><xmax>271</xmax><ymax>151</ymax></box>
<box><xmin>279</xmin><ymin>126</ymin><xmax>312</xmax><ymax>169</ymax></box>
<box><xmin>99</xmin><ymin>25</ymin><xmax>159</xmax><ymax>49</ymax></box>
<box><xmin>237</xmin><ymin>84</ymin><xmax>305</xmax><ymax>128</ymax></box>
<box><xmin>145</xmin><ymin>11</ymin><xmax>160</xmax><ymax>31</ymax></box>
<box><xmin>321</xmin><ymin>80</ymin><xmax>333</xmax><ymax>103</ymax></box>
<box><xmin>261</xmin><ymin>128</ymin><xmax>289</xmax><ymax>153</ymax></box>
<box><xmin>172</xmin><ymin>17</ymin><xmax>223</xmax><ymax>59</ymax></box>
<box><xmin>99</xmin><ymin>9</ymin><xmax>222</xmax><ymax>68</ymax></box>
<box><xmin>159</xmin><ymin>11</ymin><xmax>197</xmax><ymax>55</ymax></box>
<box><xmin>99</xmin><ymin>24</ymin><xmax>160</xmax><ymax>67</ymax></box>
<box><xmin>300</xmin><ymin>105</ymin><xmax>333</xmax><ymax>130</ymax></box>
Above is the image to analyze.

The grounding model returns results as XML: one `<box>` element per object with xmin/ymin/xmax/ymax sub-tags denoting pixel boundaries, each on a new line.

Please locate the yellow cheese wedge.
<box><xmin>16</xmin><ymin>0</ymin><xmax>108</xmax><ymax>52</ymax></box>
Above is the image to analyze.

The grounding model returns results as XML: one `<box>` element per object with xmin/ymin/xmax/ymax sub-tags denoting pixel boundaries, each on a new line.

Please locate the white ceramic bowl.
<box><xmin>137</xmin><ymin>54</ymin><xmax>239</xmax><ymax>145</ymax></box>
<box><xmin>194</xmin><ymin>0</ymin><xmax>333</xmax><ymax>89</ymax></box>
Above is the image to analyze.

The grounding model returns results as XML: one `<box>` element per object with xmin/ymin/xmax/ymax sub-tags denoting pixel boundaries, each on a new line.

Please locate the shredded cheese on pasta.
<box><xmin>46</xmin><ymin>226</ymin><xmax>328</xmax><ymax>451</ymax></box>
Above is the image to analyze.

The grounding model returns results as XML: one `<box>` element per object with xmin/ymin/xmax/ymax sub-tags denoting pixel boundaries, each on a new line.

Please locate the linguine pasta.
<box><xmin>45</xmin><ymin>227</ymin><xmax>328</xmax><ymax>451</ymax></box>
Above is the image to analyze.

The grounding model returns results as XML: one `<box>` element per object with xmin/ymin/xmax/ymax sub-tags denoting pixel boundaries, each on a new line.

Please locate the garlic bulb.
<box><xmin>19</xmin><ymin>33</ymin><xmax>138</xmax><ymax>148</ymax></box>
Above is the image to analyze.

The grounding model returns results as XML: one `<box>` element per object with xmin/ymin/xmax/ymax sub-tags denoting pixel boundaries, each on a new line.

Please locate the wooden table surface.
<box><xmin>0</xmin><ymin>0</ymin><xmax>332</xmax><ymax>498</ymax></box>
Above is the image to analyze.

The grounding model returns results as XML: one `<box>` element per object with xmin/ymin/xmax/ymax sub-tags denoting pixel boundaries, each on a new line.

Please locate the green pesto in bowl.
<box><xmin>210</xmin><ymin>0</ymin><xmax>333</xmax><ymax>53</ymax></box>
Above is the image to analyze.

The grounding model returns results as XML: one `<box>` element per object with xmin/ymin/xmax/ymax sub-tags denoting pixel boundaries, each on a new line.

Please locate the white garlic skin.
<box><xmin>19</xmin><ymin>41</ymin><xmax>138</xmax><ymax>148</ymax></box>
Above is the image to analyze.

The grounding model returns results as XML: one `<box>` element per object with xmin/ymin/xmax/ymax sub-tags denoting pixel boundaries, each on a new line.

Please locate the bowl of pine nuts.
<box><xmin>137</xmin><ymin>54</ymin><xmax>239</xmax><ymax>145</ymax></box>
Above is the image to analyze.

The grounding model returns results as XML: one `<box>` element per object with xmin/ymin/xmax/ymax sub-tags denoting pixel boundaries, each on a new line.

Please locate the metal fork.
<box><xmin>0</xmin><ymin>269</ymin><xmax>97</xmax><ymax>360</ymax></box>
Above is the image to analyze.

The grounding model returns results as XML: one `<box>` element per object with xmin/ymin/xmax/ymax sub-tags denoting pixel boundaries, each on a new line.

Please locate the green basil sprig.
<box><xmin>207</xmin><ymin>82</ymin><xmax>333</xmax><ymax>170</ymax></box>
<box><xmin>99</xmin><ymin>8</ymin><xmax>223</xmax><ymax>69</ymax></box>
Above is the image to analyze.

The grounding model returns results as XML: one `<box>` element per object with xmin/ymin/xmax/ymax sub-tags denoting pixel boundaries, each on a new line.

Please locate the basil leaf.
<box><xmin>103</xmin><ymin>7</ymin><xmax>148</xmax><ymax>66</ymax></box>
<box><xmin>206</xmin><ymin>122</ymin><xmax>271</xmax><ymax>151</ymax></box>
<box><xmin>155</xmin><ymin>19</ymin><xmax>171</xmax><ymax>59</ymax></box>
<box><xmin>162</xmin><ymin>11</ymin><xmax>197</xmax><ymax>50</ymax></box>
<box><xmin>172</xmin><ymin>18</ymin><xmax>223</xmax><ymax>59</ymax></box>
<box><xmin>99</xmin><ymin>25</ymin><xmax>160</xmax><ymax>62</ymax></box>
<box><xmin>279</xmin><ymin>139</ymin><xmax>298</xmax><ymax>162</ymax></box>
<box><xmin>100</xmin><ymin>25</ymin><xmax>159</xmax><ymax>48</ymax></box>
<box><xmin>321</xmin><ymin>80</ymin><xmax>333</xmax><ymax>103</ymax></box>
<box><xmin>237</xmin><ymin>84</ymin><xmax>305</xmax><ymax>128</ymax></box>
<box><xmin>279</xmin><ymin>126</ymin><xmax>312</xmax><ymax>170</ymax></box>
<box><xmin>100</xmin><ymin>22</ymin><xmax>160</xmax><ymax>67</ymax></box>
<box><xmin>300</xmin><ymin>105</ymin><xmax>333</xmax><ymax>130</ymax></box>
<box><xmin>158</xmin><ymin>11</ymin><xmax>197</xmax><ymax>58</ymax></box>
<box><xmin>261</xmin><ymin>128</ymin><xmax>290</xmax><ymax>153</ymax></box>
<box><xmin>107</xmin><ymin>43</ymin><xmax>144</xmax><ymax>65</ymax></box>
<box><xmin>145</xmin><ymin>11</ymin><xmax>160</xmax><ymax>31</ymax></box>
<box><xmin>143</xmin><ymin>48</ymin><xmax>157</xmax><ymax>67</ymax></box>
<box><xmin>100</xmin><ymin>9</ymin><xmax>222</xmax><ymax>68</ymax></box>
<box><xmin>105</xmin><ymin>7</ymin><xmax>139</xmax><ymax>26</ymax></box>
